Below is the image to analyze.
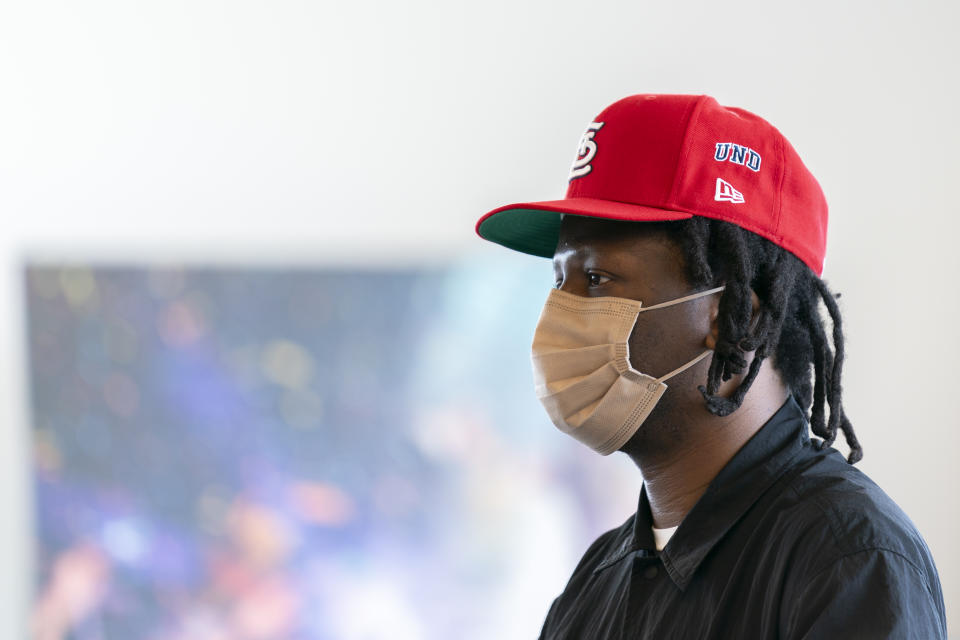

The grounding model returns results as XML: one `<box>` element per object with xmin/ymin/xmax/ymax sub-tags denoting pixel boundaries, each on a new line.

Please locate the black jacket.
<box><xmin>539</xmin><ymin>396</ymin><xmax>947</xmax><ymax>639</ymax></box>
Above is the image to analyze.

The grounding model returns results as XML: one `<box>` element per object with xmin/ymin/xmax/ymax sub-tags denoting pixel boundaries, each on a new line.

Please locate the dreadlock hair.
<box><xmin>657</xmin><ymin>217</ymin><xmax>863</xmax><ymax>464</ymax></box>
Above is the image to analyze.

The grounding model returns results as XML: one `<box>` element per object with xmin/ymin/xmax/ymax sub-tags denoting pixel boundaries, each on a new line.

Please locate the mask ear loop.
<box><xmin>656</xmin><ymin>349</ymin><xmax>713</xmax><ymax>384</ymax></box>
<box><xmin>638</xmin><ymin>285</ymin><xmax>726</xmax><ymax>313</ymax></box>
<box><xmin>633</xmin><ymin>285</ymin><xmax>726</xmax><ymax>387</ymax></box>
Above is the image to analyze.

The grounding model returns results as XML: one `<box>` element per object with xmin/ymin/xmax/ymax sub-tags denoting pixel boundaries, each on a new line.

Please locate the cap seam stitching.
<box><xmin>773</xmin><ymin>132</ymin><xmax>786</xmax><ymax>238</ymax></box>
<box><xmin>666</xmin><ymin>96</ymin><xmax>708</xmax><ymax>207</ymax></box>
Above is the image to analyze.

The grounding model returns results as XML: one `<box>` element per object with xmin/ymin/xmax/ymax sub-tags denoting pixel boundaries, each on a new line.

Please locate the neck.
<box><xmin>627</xmin><ymin>372</ymin><xmax>789</xmax><ymax>529</ymax></box>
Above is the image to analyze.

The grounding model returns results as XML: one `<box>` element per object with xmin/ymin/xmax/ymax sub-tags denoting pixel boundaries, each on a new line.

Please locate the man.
<box><xmin>475</xmin><ymin>95</ymin><xmax>946</xmax><ymax>638</ymax></box>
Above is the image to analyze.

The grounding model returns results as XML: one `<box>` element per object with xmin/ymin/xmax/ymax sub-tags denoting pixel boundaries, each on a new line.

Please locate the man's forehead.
<box><xmin>553</xmin><ymin>223</ymin><xmax>690</xmax><ymax>282</ymax></box>
<box><xmin>555</xmin><ymin>216</ymin><xmax>678</xmax><ymax>253</ymax></box>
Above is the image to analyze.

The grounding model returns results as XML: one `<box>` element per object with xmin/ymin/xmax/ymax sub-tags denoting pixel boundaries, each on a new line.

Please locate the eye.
<box><xmin>586</xmin><ymin>271</ymin><xmax>612</xmax><ymax>287</ymax></box>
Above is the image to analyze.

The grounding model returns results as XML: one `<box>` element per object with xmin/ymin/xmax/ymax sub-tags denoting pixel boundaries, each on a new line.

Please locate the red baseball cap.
<box><xmin>475</xmin><ymin>94</ymin><xmax>828</xmax><ymax>276</ymax></box>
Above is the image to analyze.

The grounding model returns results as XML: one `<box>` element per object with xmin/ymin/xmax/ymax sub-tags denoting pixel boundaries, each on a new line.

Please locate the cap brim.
<box><xmin>476</xmin><ymin>197</ymin><xmax>694</xmax><ymax>258</ymax></box>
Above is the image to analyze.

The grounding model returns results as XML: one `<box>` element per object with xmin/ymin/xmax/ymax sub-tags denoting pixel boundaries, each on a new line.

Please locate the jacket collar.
<box><xmin>594</xmin><ymin>395</ymin><xmax>811</xmax><ymax>590</ymax></box>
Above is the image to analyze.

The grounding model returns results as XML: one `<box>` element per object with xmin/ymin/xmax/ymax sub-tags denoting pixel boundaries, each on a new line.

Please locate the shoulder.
<box><xmin>780</xmin><ymin>446</ymin><xmax>934</xmax><ymax>571</ymax></box>
<box><xmin>770</xmin><ymin>446</ymin><xmax>946</xmax><ymax>637</ymax></box>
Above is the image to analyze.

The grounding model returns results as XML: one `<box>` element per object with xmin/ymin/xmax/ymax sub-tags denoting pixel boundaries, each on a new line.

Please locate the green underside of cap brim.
<box><xmin>477</xmin><ymin>208</ymin><xmax>565</xmax><ymax>258</ymax></box>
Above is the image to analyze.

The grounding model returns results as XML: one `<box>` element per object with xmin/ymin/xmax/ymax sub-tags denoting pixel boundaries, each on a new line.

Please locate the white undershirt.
<box><xmin>652</xmin><ymin>525</ymin><xmax>678</xmax><ymax>551</ymax></box>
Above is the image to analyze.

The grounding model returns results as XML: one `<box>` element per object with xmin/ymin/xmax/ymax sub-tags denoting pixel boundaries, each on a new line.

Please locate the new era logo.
<box><xmin>715</xmin><ymin>178</ymin><xmax>744</xmax><ymax>204</ymax></box>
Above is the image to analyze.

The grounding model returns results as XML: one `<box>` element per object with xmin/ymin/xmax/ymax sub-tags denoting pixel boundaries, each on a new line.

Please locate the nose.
<box><xmin>557</xmin><ymin>278</ymin><xmax>589</xmax><ymax>297</ymax></box>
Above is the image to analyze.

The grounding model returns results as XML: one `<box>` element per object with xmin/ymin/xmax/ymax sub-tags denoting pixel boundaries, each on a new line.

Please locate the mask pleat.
<box><xmin>536</xmin><ymin>361</ymin><xmax>621</xmax><ymax>422</ymax></box>
<box><xmin>531</xmin><ymin>343</ymin><xmax>618</xmax><ymax>385</ymax></box>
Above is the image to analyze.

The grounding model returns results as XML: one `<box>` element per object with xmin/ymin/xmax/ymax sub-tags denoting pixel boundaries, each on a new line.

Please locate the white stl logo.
<box><xmin>569</xmin><ymin>122</ymin><xmax>605</xmax><ymax>181</ymax></box>
<box><xmin>715</xmin><ymin>178</ymin><xmax>745</xmax><ymax>203</ymax></box>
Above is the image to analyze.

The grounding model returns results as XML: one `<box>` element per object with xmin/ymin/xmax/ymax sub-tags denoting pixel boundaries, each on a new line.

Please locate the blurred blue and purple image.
<box><xmin>25</xmin><ymin>261</ymin><xmax>638</xmax><ymax>640</ymax></box>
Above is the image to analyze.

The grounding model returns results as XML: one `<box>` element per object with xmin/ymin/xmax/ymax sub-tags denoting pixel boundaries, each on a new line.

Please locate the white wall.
<box><xmin>2</xmin><ymin>0</ymin><xmax>958</xmax><ymax>635</ymax></box>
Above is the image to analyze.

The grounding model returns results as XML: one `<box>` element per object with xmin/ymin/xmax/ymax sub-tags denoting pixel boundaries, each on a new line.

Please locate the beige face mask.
<box><xmin>531</xmin><ymin>285</ymin><xmax>725</xmax><ymax>455</ymax></box>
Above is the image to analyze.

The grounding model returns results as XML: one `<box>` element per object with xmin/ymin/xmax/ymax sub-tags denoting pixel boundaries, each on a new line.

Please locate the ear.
<box><xmin>704</xmin><ymin>296</ymin><xmax>720</xmax><ymax>350</ymax></box>
<box><xmin>748</xmin><ymin>289</ymin><xmax>761</xmax><ymax>333</ymax></box>
<box><xmin>703</xmin><ymin>288</ymin><xmax>761</xmax><ymax>350</ymax></box>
